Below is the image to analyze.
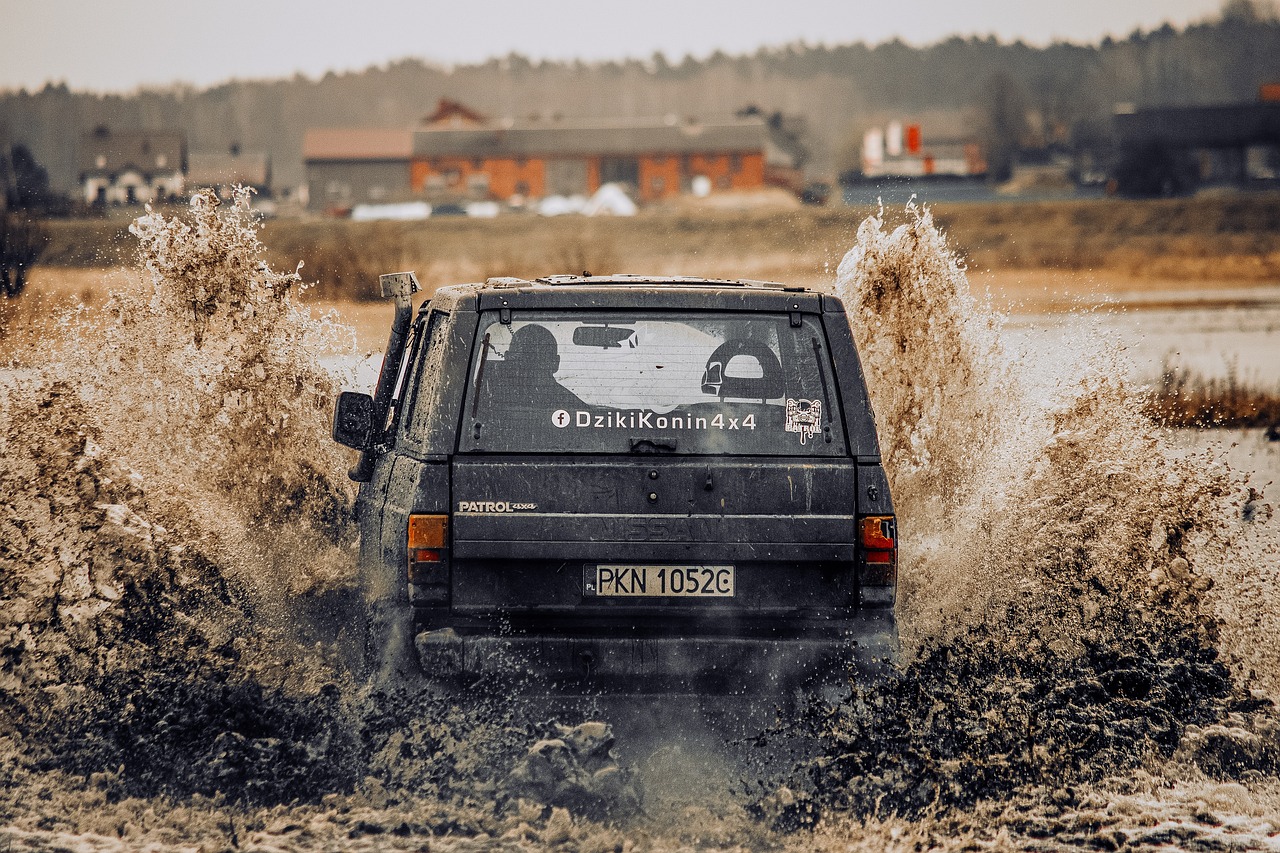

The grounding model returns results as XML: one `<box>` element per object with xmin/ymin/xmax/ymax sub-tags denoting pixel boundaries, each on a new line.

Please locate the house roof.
<box><xmin>413</xmin><ymin>118</ymin><xmax>767</xmax><ymax>159</ymax></box>
<box><xmin>304</xmin><ymin>118</ymin><xmax>766</xmax><ymax>162</ymax></box>
<box><xmin>79</xmin><ymin>128</ymin><xmax>185</xmax><ymax>175</ymax></box>
<box><xmin>187</xmin><ymin>151</ymin><xmax>271</xmax><ymax>186</ymax></box>
<box><xmin>1114</xmin><ymin>103</ymin><xmax>1280</xmax><ymax>148</ymax></box>
<box><xmin>302</xmin><ymin>128</ymin><xmax>415</xmax><ymax>161</ymax></box>
<box><xmin>423</xmin><ymin>98</ymin><xmax>488</xmax><ymax>126</ymax></box>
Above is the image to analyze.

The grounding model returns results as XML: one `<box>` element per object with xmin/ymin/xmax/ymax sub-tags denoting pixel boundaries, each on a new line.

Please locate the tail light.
<box><xmin>408</xmin><ymin>514</ymin><xmax>449</xmax><ymax>605</ymax></box>
<box><xmin>858</xmin><ymin>515</ymin><xmax>897</xmax><ymax>601</ymax></box>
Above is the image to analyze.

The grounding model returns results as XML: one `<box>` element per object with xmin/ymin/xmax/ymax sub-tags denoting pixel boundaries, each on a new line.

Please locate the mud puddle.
<box><xmin>3</xmin><ymin>193</ymin><xmax>1280</xmax><ymax>851</ymax></box>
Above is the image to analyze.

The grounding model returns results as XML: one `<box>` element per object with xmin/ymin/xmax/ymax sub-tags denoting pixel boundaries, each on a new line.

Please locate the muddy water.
<box><xmin>1006</xmin><ymin>294</ymin><xmax>1280</xmax><ymax>395</ymax></box>
<box><xmin>3</xmin><ymin>197</ymin><xmax>1280</xmax><ymax>851</ymax></box>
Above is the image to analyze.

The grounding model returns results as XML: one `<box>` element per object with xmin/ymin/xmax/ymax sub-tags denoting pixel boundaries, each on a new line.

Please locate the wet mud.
<box><xmin>2</xmin><ymin>193</ymin><xmax>1279</xmax><ymax>850</ymax></box>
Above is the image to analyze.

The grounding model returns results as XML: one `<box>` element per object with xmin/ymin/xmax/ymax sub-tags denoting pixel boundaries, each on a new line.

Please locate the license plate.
<box><xmin>584</xmin><ymin>565</ymin><xmax>735</xmax><ymax>597</ymax></box>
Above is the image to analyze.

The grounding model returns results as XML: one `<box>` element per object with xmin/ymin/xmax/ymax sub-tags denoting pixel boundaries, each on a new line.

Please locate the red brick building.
<box><xmin>304</xmin><ymin>100</ymin><xmax>767</xmax><ymax>210</ymax></box>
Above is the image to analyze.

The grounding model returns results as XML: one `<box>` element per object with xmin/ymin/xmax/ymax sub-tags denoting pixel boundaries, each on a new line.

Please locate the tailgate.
<box><xmin>449</xmin><ymin>455</ymin><xmax>857</xmax><ymax>620</ymax></box>
<box><xmin>452</xmin><ymin>456</ymin><xmax>855</xmax><ymax>560</ymax></box>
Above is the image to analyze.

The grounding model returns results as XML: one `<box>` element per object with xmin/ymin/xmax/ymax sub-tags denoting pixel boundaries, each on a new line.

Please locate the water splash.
<box><xmin>0</xmin><ymin>191</ymin><xmax>594</xmax><ymax>837</ymax></box>
<box><xmin>122</xmin><ymin>192</ymin><xmax>353</xmax><ymax>532</ymax></box>
<box><xmin>44</xmin><ymin>191</ymin><xmax>362</xmax><ymax>608</ymax></box>
<box><xmin>837</xmin><ymin>205</ymin><xmax>1012</xmax><ymax>521</ymax></box>
<box><xmin>0</xmin><ymin>190</ymin><xmax>369</xmax><ymax>808</ymax></box>
<box><xmin>837</xmin><ymin>206</ymin><xmax>1262</xmax><ymax>658</ymax></box>
<box><xmin>0</xmin><ymin>380</ymin><xmax>361</xmax><ymax>805</ymax></box>
<box><xmin>770</xmin><ymin>203</ymin><xmax>1280</xmax><ymax>824</ymax></box>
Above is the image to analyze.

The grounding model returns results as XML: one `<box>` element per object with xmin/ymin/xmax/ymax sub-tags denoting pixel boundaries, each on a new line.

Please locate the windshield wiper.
<box><xmin>470</xmin><ymin>332</ymin><xmax>493</xmax><ymax>420</ymax></box>
<box><xmin>811</xmin><ymin>338</ymin><xmax>834</xmax><ymax>444</ymax></box>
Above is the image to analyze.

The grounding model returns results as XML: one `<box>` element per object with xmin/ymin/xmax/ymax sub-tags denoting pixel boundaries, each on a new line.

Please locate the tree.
<box><xmin>737</xmin><ymin>104</ymin><xmax>813</xmax><ymax>170</ymax></box>
<box><xmin>5</xmin><ymin>145</ymin><xmax>50</xmax><ymax>210</ymax></box>
<box><xmin>978</xmin><ymin>72</ymin><xmax>1030</xmax><ymax>183</ymax></box>
<box><xmin>1221</xmin><ymin>0</ymin><xmax>1279</xmax><ymax>22</ymax></box>
<box><xmin>0</xmin><ymin>212</ymin><xmax>48</xmax><ymax>298</ymax></box>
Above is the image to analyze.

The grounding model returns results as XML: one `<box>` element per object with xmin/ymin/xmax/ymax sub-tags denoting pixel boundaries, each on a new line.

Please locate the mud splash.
<box><xmin>838</xmin><ymin>208</ymin><xmax>1241</xmax><ymax>652</ymax></box>
<box><xmin>764</xmin><ymin>207</ymin><xmax>1280</xmax><ymax>833</ymax></box>
<box><xmin>0</xmin><ymin>191</ymin><xmax>367</xmax><ymax>810</ymax></box>
<box><xmin>0</xmin><ymin>192</ymin><xmax>643</xmax><ymax>850</ymax></box>
<box><xmin>2</xmin><ymin>197</ymin><xmax>1279</xmax><ymax>850</ymax></box>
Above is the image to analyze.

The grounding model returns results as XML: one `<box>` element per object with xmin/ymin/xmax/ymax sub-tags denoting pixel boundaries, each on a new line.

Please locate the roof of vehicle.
<box><xmin>426</xmin><ymin>275</ymin><xmax>834</xmax><ymax>315</ymax></box>
<box><xmin>515</xmin><ymin>274</ymin><xmax>802</xmax><ymax>289</ymax></box>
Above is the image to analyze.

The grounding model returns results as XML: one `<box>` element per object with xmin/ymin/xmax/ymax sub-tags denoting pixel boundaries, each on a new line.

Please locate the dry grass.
<box><xmin>1146</xmin><ymin>361</ymin><xmax>1280</xmax><ymax>431</ymax></box>
<box><xmin>12</xmin><ymin>193</ymin><xmax>1280</xmax><ymax>365</ymax></box>
<box><xmin>0</xmin><ymin>267</ymin><xmax>143</xmax><ymax>357</ymax></box>
<box><xmin>35</xmin><ymin>194</ymin><xmax>1280</xmax><ymax>304</ymax></box>
<box><xmin>262</xmin><ymin>193</ymin><xmax>1280</xmax><ymax>302</ymax></box>
<box><xmin>260</xmin><ymin>213</ymin><xmax>760</xmax><ymax>300</ymax></box>
<box><xmin>927</xmin><ymin>195</ymin><xmax>1280</xmax><ymax>283</ymax></box>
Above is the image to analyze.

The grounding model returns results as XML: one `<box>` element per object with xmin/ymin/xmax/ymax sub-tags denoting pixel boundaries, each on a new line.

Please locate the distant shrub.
<box><xmin>267</xmin><ymin>222</ymin><xmax>397</xmax><ymax>301</ymax></box>
<box><xmin>0</xmin><ymin>211</ymin><xmax>49</xmax><ymax>299</ymax></box>
<box><xmin>1146</xmin><ymin>359</ymin><xmax>1280</xmax><ymax>429</ymax></box>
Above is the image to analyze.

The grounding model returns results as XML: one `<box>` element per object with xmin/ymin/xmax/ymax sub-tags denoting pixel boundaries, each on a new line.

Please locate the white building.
<box><xmin>79</xmin><ymin>127</ymin><xmax>185</xmax><ymax>205</ymax></box>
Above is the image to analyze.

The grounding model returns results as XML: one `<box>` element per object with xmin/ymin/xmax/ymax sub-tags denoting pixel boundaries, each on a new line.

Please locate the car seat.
<box><xmin>700</xmin><ymin>339</ymin><xmax>783</xmax><ymax>401</ymax></box>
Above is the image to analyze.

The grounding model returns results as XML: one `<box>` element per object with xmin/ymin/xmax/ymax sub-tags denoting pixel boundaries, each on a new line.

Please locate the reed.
<box><xmin>1146</xmin><ymin>359</ymin><xmax>1280</xmax><ymax>431</ymax></box>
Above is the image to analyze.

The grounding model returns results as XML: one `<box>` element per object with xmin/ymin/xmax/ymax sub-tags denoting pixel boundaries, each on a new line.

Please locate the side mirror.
<box><xmin>333</xmin><ymin>391</ymin><xmax>375</xmax><ymax>449</ymax></box>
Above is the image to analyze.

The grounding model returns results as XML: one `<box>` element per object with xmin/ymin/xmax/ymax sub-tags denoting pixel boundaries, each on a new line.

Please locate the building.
<box><xmin>860</xmin><ymin>120</ymin><xmax>985</xmax><ymax>179</ymax></box>
<box><xmin>303</xmin><ymin>128</ymin><xmax>417</xmax><ymax>211</ymax></box>
<box><xmin>1112</xmin><ymin>97</ymin><xmax>1280</xmax><ymax>193</ymax></box>
<box><xmin>304</xmin><ymin>99</ymin><xmax>768</xmax><ymax>211</ymax></box>
<box><xmin>186</xmin><ymin>144</ymin><xmax>272</xmax><ymax>198</ymax></box>
<box><xmin>79</xmin><ymin>127</ymin><xmax>186</xmax><ymax>205</ymax></box>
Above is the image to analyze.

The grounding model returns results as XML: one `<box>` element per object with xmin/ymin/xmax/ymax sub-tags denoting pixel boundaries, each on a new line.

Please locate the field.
<box><xmin>36</xmin><ymin>193</ymin><xmax>1280</xmax><ymax>307</ymax></box>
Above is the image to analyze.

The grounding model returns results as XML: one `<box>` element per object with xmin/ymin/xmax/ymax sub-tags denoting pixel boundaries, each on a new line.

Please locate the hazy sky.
<box><xmin>1</xmin><ymin>0</ymin><xmax>1229</xmax><ymax>93</ymax></box>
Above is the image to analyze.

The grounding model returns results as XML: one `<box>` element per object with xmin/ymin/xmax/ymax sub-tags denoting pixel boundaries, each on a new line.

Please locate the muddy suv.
<box><xmin>333</xmin><ymin>273</ymin><xmax>897</xmax><ymax>691</ymax></box>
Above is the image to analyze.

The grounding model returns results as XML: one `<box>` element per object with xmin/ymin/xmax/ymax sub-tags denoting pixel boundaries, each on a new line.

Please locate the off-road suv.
<box><xmin>333</xmin><ymin>272</ymin><xmax>897</xmax><ymax>691</ymax></box>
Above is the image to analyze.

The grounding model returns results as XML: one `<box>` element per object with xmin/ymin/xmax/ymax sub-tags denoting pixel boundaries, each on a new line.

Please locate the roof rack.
<box><xmin>531</xmin><ymin>274</ymin><xmax>788</xmax><ymax>289</ymax></box>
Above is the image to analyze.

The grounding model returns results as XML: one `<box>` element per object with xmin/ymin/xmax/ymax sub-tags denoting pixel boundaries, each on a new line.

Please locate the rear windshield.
<box><xmin>458</xmin><ymin>310</ymin><xmax>846</xmax><ymax>456</ymax></box>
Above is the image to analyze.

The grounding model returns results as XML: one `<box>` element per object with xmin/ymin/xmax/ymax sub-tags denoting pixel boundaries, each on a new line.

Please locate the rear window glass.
<box><xmin>458</xmin><ymin>310</ymin><xmax>845</xmax><ymax>456</ymax></box>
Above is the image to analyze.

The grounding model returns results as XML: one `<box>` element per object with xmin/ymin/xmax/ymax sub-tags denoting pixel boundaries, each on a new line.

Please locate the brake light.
<box><xmin>858</xmin><ymin>515</ymin><xmax>897</xmax><ymax>595</ymax></box>
<box><xmin>860</xmin><ymin>516</ymin><xmax>896</xmax><ymax>551</ymax></box>
<box><xmin>408</xmin><ymin>514</ymin><xmax>449</xmax><ymax>604</ymax></box>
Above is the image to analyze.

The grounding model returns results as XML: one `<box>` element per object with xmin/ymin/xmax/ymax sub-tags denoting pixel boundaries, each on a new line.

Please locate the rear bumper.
<box><xmin>414</xmin><ymin>610</ymin><xmax>896</xmax><ymax>692</ymax></box>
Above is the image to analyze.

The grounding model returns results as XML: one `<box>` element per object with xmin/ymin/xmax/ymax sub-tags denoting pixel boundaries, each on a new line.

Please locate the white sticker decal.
<box><xmin>548</xmin><ymin>410</ymin><xmax>758</xmax><ymax>432</ymax></box>
<box><xmin>785</xmin><ymin>398</ymin><xmax>822</xmax><ymax>445</ymax></box>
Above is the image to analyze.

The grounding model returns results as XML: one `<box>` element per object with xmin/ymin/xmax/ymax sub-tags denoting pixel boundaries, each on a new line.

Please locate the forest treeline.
<box><xmin>3</xmin><ymin>1</ymin><xmax>1279</xmax><ymax>191</ymax></box>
